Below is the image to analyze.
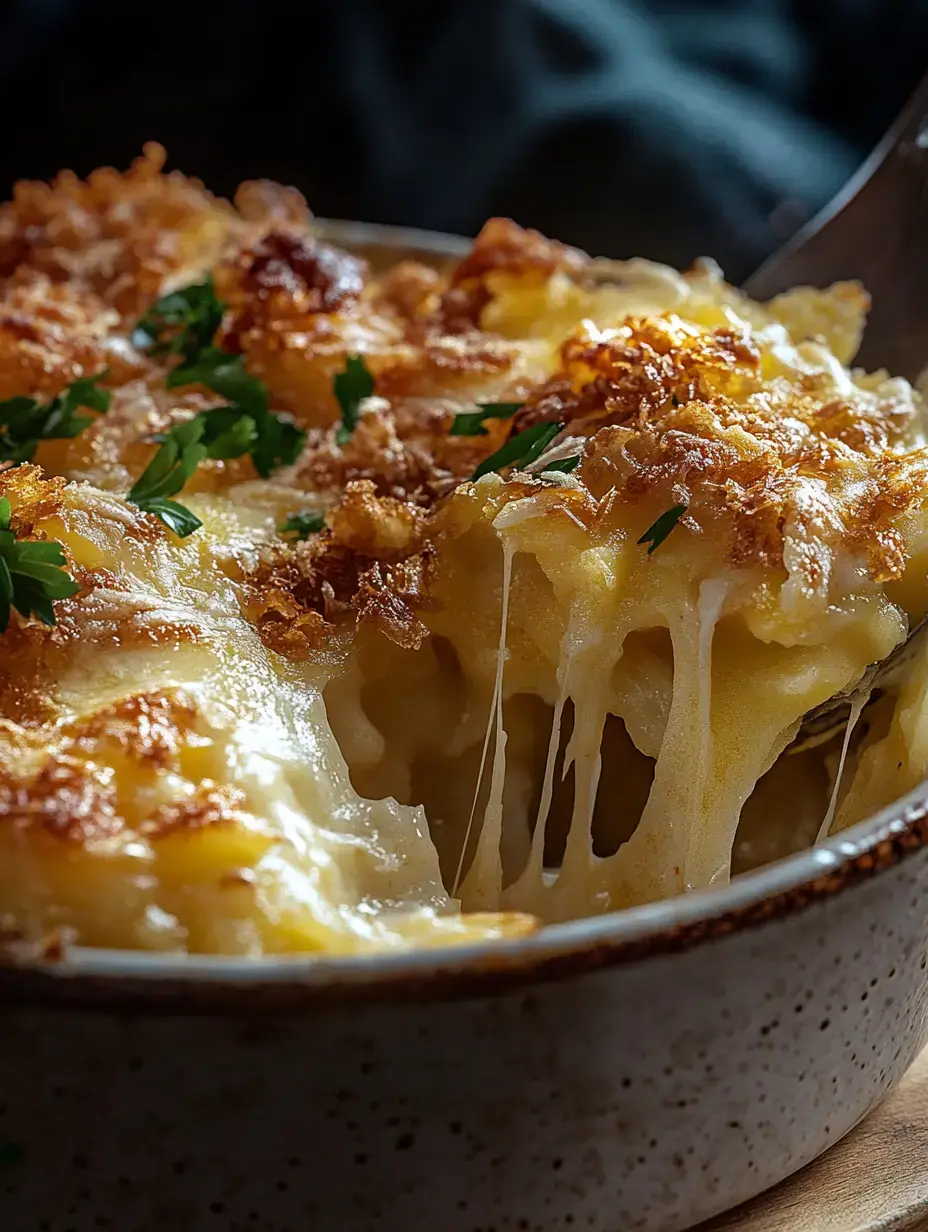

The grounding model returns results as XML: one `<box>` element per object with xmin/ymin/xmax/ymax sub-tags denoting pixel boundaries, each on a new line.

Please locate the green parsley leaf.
<box><xmin>138</xmin><ymin>498</ymin><xmax>203</xmax><ymax>538</ymax></box>
<box><xmin>127</xmin><ymin>417</ymin><xmax>206</xmax><ymax>537</ymax></box>
<box><xmin>167</xmin><ymin>348</ymin><xmax>267</xmax><ymax>418</ymax></box>
<box><xmin>0</xmin><ymin>372</ymin><xmax>111</xmax><ymax>465</ymax></box>
<box><xmin>194</xmin><ymin>407</ymin><xmax>259</xmax><ymax>459</ymax></box>
<box><xmin>539</xmin><ymin>454</ymin><xmax>580</xmax><ymax>474</ymax></box>
<box><xmin>128</xmin><ymin>397</ymin><xmax>305</xmax><ymax>534</ymax></box>
<box><xmin>472</xmin><ymin>421</ymin><xmax>563</xmax><ymax>480</ymax></box>
<box><xmin>279</xmin><ymin>511</ymin><xmax>326</xmax><ymax>540</ymax></box>
<box><xmin>334</xmin><ymin>355</ymin><xmax>375</xmax><ymax>446</ymax></box>
<box><xmin>130</xmin><ymin>280</ymin><xmax>308</xmax><ymax>526</ymax></box>
<box><xmin>450</xmin><ymin>402</ymin><xmax>523</xmax><ymax>437</ymax></box>
<box><xmin>637</xmin><ymin>504</ymin><xmax>687</xmax><ymax>555</ymax></box>
<box><xmin>166</xmin><ymin>348</ymin><xmax>304</xmax><ymax>479</ymax></box>
<box><xmin>250</xmin><ymin>414</ymin><xmax>305</xmax><ymax>478</ymax></box>
<box><xmin>133</xmin><ymin>278</ymin><xmax>225</xmax><ymax>363</ymax></box>
<box><xmin>0</xmin><ymin>496</ymin><xmax>81</xmax><ymax>633</ymax></box>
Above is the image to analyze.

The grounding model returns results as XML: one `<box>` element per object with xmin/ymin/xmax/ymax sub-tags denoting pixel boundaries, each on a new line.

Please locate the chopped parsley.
<box><xmin>473</xmin><ymin>421</ymin><xmax>563</xmax><ymax>480</ymax></box>
<box><xmin>174</xmin><ymin>406</ymin><xmax>259</xmax><ymax>459</ymax></box>
<box><xmin>539</xmin><ymin>454</ymin><xmax>580</xmax><ymax>475</ymax></box>
<box><xmin>0</xmin><ymin>373</ymin><xmax>110</xmax><ymax>465</ymax></box>
<box><xmin>167</xmin><ymin>348</ymin><xmax>304</xmax><ymax>480</ymax></box>
<box><xmin>637</xmin><ymin>504</ymin><xmax>687</xmax><ymax>555</ymax></box>
<box><xmin>168</xmin><ymin>348</ymin><xmax>264</xmax><ymax>414</ymax></box>
<box><xmin>130</xmin><ymin>280</ymin><xmax>307</xmax><ymax>533</ymax></box>
<box><xmin>127</xmin><ymin>418</ymin><xmax>208</xmax><ymax>538</ymax></box>
<box><xmin>333</xmin><ymin>355</ymin><xmax>375</xmax><ymax>445</ymax></box>
<box><xmin>132</xmin><ymin>277</ymin><xmax>225</xmax><ymax>363</ymax></box>
<box><xmin>246</xmin><ymin>409</ymin><xmax>306</xmax><ymax>480</ymax></box>
<box><xmin>450</xmin><ymin>402</ymin><xmax>523</xmax><ymax>437</ymax></box>
<box><xmin>279</xmin><ymin>510</ymin><xmax>326</xmax><ymax>540</ymax></box>
<box><xmin>0</xmin><ymin>497</ymin><xmax>80</xmax><ymax>632</ymax></box>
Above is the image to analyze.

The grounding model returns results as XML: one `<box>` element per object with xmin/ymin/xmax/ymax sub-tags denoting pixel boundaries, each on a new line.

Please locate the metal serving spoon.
<box><xmin>791</xmin><ymin>613</ymin><xmax>928</xmax><ymax>752</ymax></box>
<box><xmin>745</xmin><ymin>73</ymin><xmax>928</xmax><ymax>749</ymax></box>
<box><xmin>745</xmin><ymin>71</ymin><xmax>928</xmax><ymax>379</ymax></box>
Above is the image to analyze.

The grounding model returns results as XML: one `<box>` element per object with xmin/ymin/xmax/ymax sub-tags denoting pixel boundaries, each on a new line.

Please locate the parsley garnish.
<box><xmin>540</xmin><ymin>454</ymin><xmax>580</xmax><ymax>474</ymax></box>
<box><xmin>165</xmin><ymin>348</ymin><xmax>304</xmax><ymax>479</ymax></box>
<box><xmin>0</xmin><ymin>497</ymin><xmax>80</xmax><ymax>632</ymax></box>
<box><xmin>334</xmin><ymin>355</ymin><xmax>375</xmax><ymax>446</ymax></box>
<box><xmin>450</xmin><ymin>402</ymin><xmax>523</xmax><ymax>437</ymax></box>
<box><xmin>127</xmin><ymin>417</ymin><xmax>207</xmax><ymax>538</ymax></box>
<box><xmin>168</xmin><ymin>349</ymin><xmax>263</xmax><ymax>414</ymax></box>
<box><xmin>247</xmin><ymin>410</ymin><xmax>305</xmax><ymax>479</ymax></box>
<box><xmin>0</xmin><ymin>373</ymin><xmax>110</xmax><ymax>465</ymax></box>
<box><xmin>130</xmin><ymin>281</ymin><xmax>307</xmax><ymax>533</ymax></box>
<box><xmin>637</xmin><ymin>504</ymin><xmax>687</xmax><ymax>555</ymax></box>
<box><xmin>128</xmin><ymin>396</ymin><xmax>308</xmax><ymax>538</ymax></box>
<box><xmin>279</xmin><ymin>510</ymin><xmax>326</xmax><ymax>540</ymax></box>
<box><xmin>132</xmin><ymin>278</ymin><xmax>225</xmax><ymax>363</ymax></box>
<box><xmin>472</xmin><ymin>421</ymin><xmax>563</xmax><ymax>480</ymax></box>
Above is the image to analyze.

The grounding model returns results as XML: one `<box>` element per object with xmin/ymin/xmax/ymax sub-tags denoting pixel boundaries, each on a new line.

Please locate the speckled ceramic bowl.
<box><xmin>1</xmin><ymin>225</ymin><xmax>927</xmax><ymax>1232</ymax></box>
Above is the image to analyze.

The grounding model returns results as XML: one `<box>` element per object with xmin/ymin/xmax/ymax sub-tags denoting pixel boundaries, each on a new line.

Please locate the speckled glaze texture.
<box><xmin>1</xmin><ymin>842</ymin><xmax>927</xmax><ymax>1232</ymax></box>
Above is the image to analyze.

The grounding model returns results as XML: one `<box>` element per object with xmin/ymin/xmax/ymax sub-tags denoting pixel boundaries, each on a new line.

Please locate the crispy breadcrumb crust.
<box><xmin>1</xmin><ymin>149</ymin><xmax>927</xmax><ymax>857</ymax></box>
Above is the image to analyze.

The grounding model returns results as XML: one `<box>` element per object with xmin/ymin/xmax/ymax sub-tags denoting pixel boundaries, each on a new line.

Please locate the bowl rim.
<box><xmin>3</xmin><ymin>219</ymin><xmax>927</xmax><ymax>1009</ymax></box>
<box><xmin>6</xmin><ymin>785</ymin><xmax>928</xmax><ymax>1008</ymax></box>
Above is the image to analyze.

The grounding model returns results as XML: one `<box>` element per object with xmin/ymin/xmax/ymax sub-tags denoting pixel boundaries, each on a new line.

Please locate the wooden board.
<box><xmin>700</xmin><ymin>1048</ymin><xmax>928</xmax><ymax>1231</ymax></box>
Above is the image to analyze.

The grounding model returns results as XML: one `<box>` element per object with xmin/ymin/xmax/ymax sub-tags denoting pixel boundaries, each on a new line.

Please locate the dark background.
<box><xmin>0</xmin><ymin>0</ymin><xmax>924</xmax><ymax>281</ymax></box>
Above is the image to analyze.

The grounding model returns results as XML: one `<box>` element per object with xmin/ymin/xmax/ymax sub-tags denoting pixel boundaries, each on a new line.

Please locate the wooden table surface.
<box><xmin>699</xmin><ymin>1048</ymin><xmax>928</xmax><ymax>1232</ymax></box>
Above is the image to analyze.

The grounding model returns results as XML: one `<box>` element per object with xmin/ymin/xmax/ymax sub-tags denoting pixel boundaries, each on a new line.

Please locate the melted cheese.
<box><xmin>0</xmin><ymin>480</ymin><xmax>533</xmax><ymax>952</ymax></box>
<box><xmin>374</xmin><ymin>471</ymin><xmax>902</xmax><ymax>923</ymax></box>
<box><xmin>2</xmin><ymin>151</ymin><xmax>928</xmax><ymax>955</ymax></box>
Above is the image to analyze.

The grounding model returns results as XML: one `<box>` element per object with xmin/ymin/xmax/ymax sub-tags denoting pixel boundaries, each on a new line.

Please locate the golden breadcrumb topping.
<box><xmin>0</xmin><ymin>149</ymin><xmax>926</xmax><ymax>954</ymax></box>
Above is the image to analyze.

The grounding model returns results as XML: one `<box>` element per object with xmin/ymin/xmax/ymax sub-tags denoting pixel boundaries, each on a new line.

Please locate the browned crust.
<box><xmin>0</xmin><ymin>156</ymin><xmax>923</xmax><ymax>664</ymax></box>
<box><xmin>0</xmin><ymin>276</ymin><xmax>128</xmax><ymax>401</ymax></box>
<box><xmin>513</xmin><ymin>317</ymin><xmax>762</xmax><ymax>434</ymax></box>
<box><xmin>0</xmin><ymin>755</ymin><xmax>120</xmax><ymax>844</ymax></box>
<box><xmin>241</xmin><ymin>231</ymin><xmax>367</xmax><ymax>316</ymax></box>
<box><xmin>353</xmin><ymin>555</ymin><xmax>433</xmax><ymax>652</ymax></box>
<box><xmin>1</xmin><ymin>158</ymin><xmax>924</xmax><ymax>696</ymax></box>
<box><xmin>439</xmin><ymin>216</ymin><xmax>586</xmax><ymax>331</ymax></box>
<box><xmin>232</xmin><ymin>179</ymin><xmax>313</xmax><ymax>228</ymax></box>
<box><xmin>516</xmin><ymin>316</ymin><xmax>928</xmax><ymax>579</ymax></box>
<box><xmin>244</xmin><ymin>480</ymin><xmax>433</xmax><ymax>656</ymax></box>
<box><xmin>141</xmin><ymin>782</ymin><xmax>249</xmax><ymax>838</ymax></box>
<box><xmin>62</xmin><ymin>691</ymin><xmax>200</xmax><ymax>767</ymax></box>
<box><xmin>291</xmin><ymin>394</ymin><xmax>500</xmax><ymax>507</ymax></box>
<box><xmin>218</xmin><ymin>230</ymin><xmax>369</xmax><ymax>356</ymax></box>
<box><xmin>0</xmin><ymin>143</ymin><xmax>236</xmax><ymax>316</ymax></box>
<box><xmin>0</xmin><ymin>688</ymin><xmax>250</xmax><ymax>847</ymax></box>
<box><xmin>0</xmin><ymin>462</ymin><xmax>67</xmax><ymax>529</ymax></box>
<box><xmin>0</xmin><ymin>764</ymin><xmax>246</xmax><ymax>846</ymax></box>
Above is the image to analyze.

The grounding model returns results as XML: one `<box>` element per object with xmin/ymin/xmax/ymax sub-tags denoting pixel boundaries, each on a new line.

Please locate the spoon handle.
<box><xmin>744</xmin><ymin>73</ymin><xmax>928</xmax><ymax>380</ymax></box>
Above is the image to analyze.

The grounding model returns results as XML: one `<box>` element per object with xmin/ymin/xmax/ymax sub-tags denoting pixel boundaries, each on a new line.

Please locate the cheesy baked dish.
<box><xmin>1</xmin><ymin>146</ymin><xmax>927</xmax><ymax>957</ymax></box>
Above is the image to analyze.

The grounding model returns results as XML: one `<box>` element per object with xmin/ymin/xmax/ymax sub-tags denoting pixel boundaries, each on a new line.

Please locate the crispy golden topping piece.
<box><xmin>440</xmin><ymin>216</ymin><xmax>586</xmax><ymax>331</ymax></box>
<box><xmin>0</xmin><ymin>143</ymin><xmax>236</xmax><ymax>314</ymax></box>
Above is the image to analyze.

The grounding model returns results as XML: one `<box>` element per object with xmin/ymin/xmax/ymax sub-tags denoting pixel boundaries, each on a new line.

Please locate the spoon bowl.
<box><xmin>747</xmin><ymin>72</ymin><xmax>928</xmax><ymax>752</ymax></box>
